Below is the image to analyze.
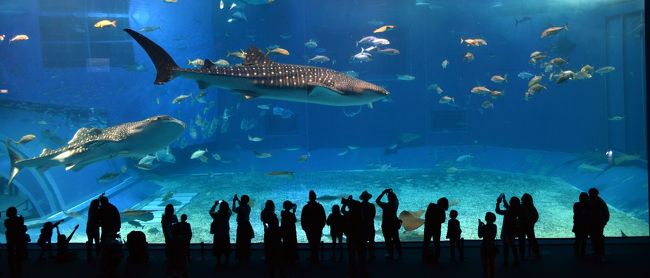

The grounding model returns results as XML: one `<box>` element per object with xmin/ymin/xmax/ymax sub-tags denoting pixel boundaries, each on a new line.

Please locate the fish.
<box><xmin>371</xmin><ymin>38</ymin><xmax>390</xmax><ymax>45</ymax></box>
<box><xmin>0</xmin><ymin>35</ymin><xmax>4</xmax><ymax>41</ymax></box>
<box><xmin>128</xmin><ymin>220</ymin><xmax>143</xmax><ymax>228</ymax></box>
<box><xmin>347</xmin><ymin>145</ymin><xmax>360</xmax><ymax>150</ymax></box>
<box><xmin>398</xmin><ymin>210</ymin><xmax>425</xmax><ymax>231</ymax></box>
<box><xmin>0</xmin><ymin>89</ymin><xmax>8</xmax><ymax>94</ymax></box>
<box><xmin>441</xmin><ymin>59</ymin><xmax>449</xmax><ymax>69</ymax></box>
<box><xmin>229</xmin><ymin>11</ymin><xmax>248</xmax><ymax>22</ymax></box>
<box><xmin>308</xmin><ymin>55</ymin><xmax>330</xmax><ymax>63</ymax></box>
<box><xmin>5</xmin><ymin>115</ymin><xmax>185</xmax><ymax>187</ymax></box>
<box><xmin>267</xmin><ymin>171</ymin><xmax>294</xmax><ymax>176</ymax></box>
<box><xmin>490</xmin><ymin>90</ymin><xmax>504</xmax><ymax>98</ymax></box>
<box><xmin>198</xmin><ymin>155</ymin><xmax>209</xmax><ymax>163</ymax></box>
<box><xmin>212</xmin><ymin>153</ymin><xmax>222</xmax><ymax>160</ymax></box>
<box><xmin>227</xmin><ymin>50</ymin><xmax>247</xmax><ymax>59</ymax></box>
<box><xmin>139</xmin><ymin>26</ymin><xmax>160</xmax><ymax>32</ymax></box>
<box><xmin>254</xmin><ymin>151</ymin><xmax>272</xmax><ymax>158</ymax></box>
<box><xmin>162</xmin><ymin>191</ymin><xmax>174</xmax><ymax>201</ymax></box>
<box><xmin>14</xmin><ymin>134</ymin><xmax>36</xmax><ymax>145</ymax></box>
<box><xmin>580</xmin><ymin>65</ymin><xmax>594</xmax><ymax>73</ymax></box>
<box><xmin>427</xmin><ymin>84</ymin><xmax>444</xmax><ymax>94</ymax></box>
<box><xmin>97</xmin><ymin>172</ymin><xmax>120</xmax><ymax>183</ymax></box>
<box><xmin>609</xmin><ymin>116</ymin><xmax>624</xmax><ymax>121</ymax></box>
<box><xmin>351</xmin><ymin>51</ymin><xmax>373</xmax><ymax>63</ymax></box>
<box><xmin>148</xmin><ymin>227</ymin><xmax>160</xmax><ymax>234</ymax></box>
<box><xmin>214</xmin><ymin>59</ymin><xmax>230</xmax><ymax>67</ymax></box>
<box><xmin>574</xmin><ymin>71</ymin><xmax>592</xmax><ymax>80</ymax></box>
<box><xmin>94</xmin><ymin>20</ymin><xmax>117</xmax><ymax>28</ymax></box>
<box><xmin>553</xmin><ymin>70</ymin><xmax>575</xmax><ymax>84</ymax></box>
<box><xmin>297</xmin><ymin>153</ymin><xmax>310</xmax><ymax>163</ymax></box>
<box><xmin>187</xmin><ymin>58</ymin><xmax>205</xmax><ymax>67</ymax></box>
<box><xmin>120</xmin><ymin>165</ymin><xmax>128</xmax><ymax>173</ymax></box>
<box><xmin>357</xmin><ymin>36</ymin><xmax>378</xmax><ymax>46</ymax></box>
<box><xmin>304</xmin><ymin>39</ymin><xmax>318</xmax><ymax>48</ymax></box>
<box><xmin>399</xmin><ymin>133</ymin><xmax>421</xmax><ymax>143</ymax></box>
<box><xmin>172</xmin><ymin>93</ymin><xmax>192</xmax><ymax>104</ymax></box>
<box><xmin>528</xmin><ymin>75</ymin><xmax>543</xmax><ymax>87</ymax></box>
<box><xmin>463</xmin><ymin>52</ymin><xmax>474</xmax><ymax>61</ymax></box>
<box><xmin>460</xmin><ymin>38</ymin><xmax>487</xmax><ymax>46</ymax></box>
<box><xmin>490</xmin><ymin>74</ymin><xmax>507</xmax><ymax>83</ymax></box>
<box><xmin>190</xmin><ymin>149</ymin><xmax>208</xmax><ymax>159</ymax></box>
<box><xmin>541</xmin><ymin>24</ymin><xmax>568</xmax><ymax>38</ymax></box>
<box><xmin>283</xmin><ymin>146</ymin><xmax>300</xmax><ymax>151</ymax></box>
<box><xmin>471</xmin><ymin>86</ymin><xmax>491</xmax><ymax>94</ymax></box>
<box><xmin>547</xmin><ymin>57</ymin><xmax>568</xmax><ymax>66</ymax></box>
<box><xmin>267</xmin><ymin>47</ymin><xmax>290</xmax><ymax>56</ymax></box>
<box><xmin>397</xmin><ymin>75</ymin><xmax>415</xmax><ymax>81</ymax></box>
<box><xmin>125</xmin><ymin>29</ymin><xmax>388</xmax><ymax>107</ymax></box>
<box><xmin>373</xmin><ymin>25</ymin><xmax>396</xmax><ymax>33</ymax></box>
<box><xmin>337</xmin><ymin>150</ymin><xmax>349</xmax><ymax>156</ymax></box>
<box><xmin>515</xmin><ymin>16</ymin><xmax>531</xmax><ymax>26</ymax></box>
<box><xmin>163</xmin><ymin>0</ymin><xmax>177</xmax><ymax>2</ymax></box>
<box><xmin>155</xmin><ymin>147</ymin><xmax>176</xmax><ymax>163</ymax></box>
<box><xmin>595</xmin><ymin>66</ymin><xmax>615</xmax><ymax>75</ymax></box>
<box><xmin>456</xmin><ymin>154</ymin><xmax>474</xmax><ymax>162</ymax></box>
<box><xmin>438</xmin><ymin>96</ymin><xmax>454</xmax><ymax>105</ymax></box>
<box><xmin>138</xmin><ymin>155</ymin><xmax>156</xmax><ymax>166</ymax></box>
<box><xmin>248</xmin><ymin>135</ymin><xmax>263</xmax><ymax>142</ymax></box>
<box><xmin>377</xmin><ymin>48</ymin><xmax>400</xmax><ymax>55</ymax></box>
<box><xmin>229</xmin><ymin>2</ymin><xmax>237</xmax><ymax>10</ymax></box>
<box><xmin>517</xmin><ymin>72</ymin><xmax>534</xmax><ymax>80</ymax></box>
<box><xmin>9</xmin><ymin>35</ymin><xmax>29</xmax><ymax>43</ymax></box>
<box><xmin>481</xmin><ymin>100</ymin><xmax>494</xmax><ymax>109</ymax></box>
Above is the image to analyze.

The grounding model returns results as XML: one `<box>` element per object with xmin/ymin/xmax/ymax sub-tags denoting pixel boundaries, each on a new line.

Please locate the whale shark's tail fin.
<box><xmin>124</xmin><ymin>28</ymin><xmax>178</xmax><ymax>85</ymax></box>
<box><xmin>5</xmin><ymin>140</ymin><xmax>23</xmax><ymax>188</ymax></box>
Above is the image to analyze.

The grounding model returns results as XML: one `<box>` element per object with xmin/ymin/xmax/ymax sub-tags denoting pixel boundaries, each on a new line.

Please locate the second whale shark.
<box><xmin>124</xmin><ymin>29</ymin><xmax>389</xmax><ymax>106</ymax></box>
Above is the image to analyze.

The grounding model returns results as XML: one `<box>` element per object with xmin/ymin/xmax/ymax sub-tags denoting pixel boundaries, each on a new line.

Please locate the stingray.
<box><xmin>399</xmin><ymin>209</ymin><xmax>426</xmax><ymax>231</ymax></box>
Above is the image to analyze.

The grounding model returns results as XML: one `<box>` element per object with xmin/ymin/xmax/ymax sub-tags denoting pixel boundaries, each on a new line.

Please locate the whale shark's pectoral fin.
<box><xmin>234</xmin><ymin>90</ymin><xmax>258</xmax><ymax>100</ymax></box>
<box><xmin>308</xmin><ymin>84</ymin><xmax>344</xmax><ymax>96</ymax></box>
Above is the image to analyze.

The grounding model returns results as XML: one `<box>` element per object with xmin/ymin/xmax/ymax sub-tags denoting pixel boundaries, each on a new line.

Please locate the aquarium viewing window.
<box><xmin>0</xmin><ymin>0</ymin><xmax>647</xmax><ymax>244</ymax></box>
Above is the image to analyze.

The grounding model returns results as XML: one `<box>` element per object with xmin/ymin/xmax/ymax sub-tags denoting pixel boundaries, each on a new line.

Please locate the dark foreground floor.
<box><xmin>1</xmin><ymin>239</ymin><xmax>649</xmax><ymax>277</ymax></box>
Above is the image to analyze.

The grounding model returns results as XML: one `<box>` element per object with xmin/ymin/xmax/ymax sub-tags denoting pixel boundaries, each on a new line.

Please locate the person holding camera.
<box><xmin>376</xmin><ymin>188</ymin><xmax>402</xmax><ymax>260</ymax></box>
<box><xmin>495</xmin><ymin>193</ymin><xmax>520</xmax><ymax>267</ymax></box>
<box><xmin>281</xmin><ymin>200</ymin><xmax>298</xmax><ymax>263</ymax></box>
<box><xmin>37</xmin><ymin>219</ymin><xmax>64</xmax><ymax>261</ymax></box>
<box><xmin>209</xmin><ymin>200</ymin><xmax>232</xmax><ymax>266</ymax></box>
<box><xmin>341</xmin><ymin>196</ymin><xmax>367</xmax><ymax>277</ymax></box>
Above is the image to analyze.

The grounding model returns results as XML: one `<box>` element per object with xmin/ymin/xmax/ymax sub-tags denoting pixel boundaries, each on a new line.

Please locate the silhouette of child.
<box><xmin>37</xmin><ymin>220</ymin><xmax>63</xmax><ymax>261</ymax></box>
<box><xmin>479</xmin><ymin>212</ymin><xmax>497</xmax><ymax>278</ymax></box>
<box><xmin>56</xmin><ymin>224</ymin><xmax>79</xmax><ymax>263</ymax></box>
<box><xmin>446</xmin><ymin>210</ymin><xmax>463</xmax><ymax>262</ymax></box>
<box><xmin>326</xmin><ymin>204</ymin><xmax>344</xmax><ymax>261</ymax></box>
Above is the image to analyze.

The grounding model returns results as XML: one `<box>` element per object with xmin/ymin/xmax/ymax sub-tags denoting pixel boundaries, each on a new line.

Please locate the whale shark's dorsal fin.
<box><xmin>244</xmin><ymin>47</ymin><xmax>274</xmax><ymax>66</ymax></box>
<box><xmin>68</xmin><ymin>128</ymin><xmax>102</xmax><ymax>144</ymax></box>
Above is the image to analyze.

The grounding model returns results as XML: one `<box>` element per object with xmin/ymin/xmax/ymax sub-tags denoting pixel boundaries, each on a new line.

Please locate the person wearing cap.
<box><xmin>359</xmin><ymin>190</ymin><xmax>376</xmax><ymax>260</ymax></box>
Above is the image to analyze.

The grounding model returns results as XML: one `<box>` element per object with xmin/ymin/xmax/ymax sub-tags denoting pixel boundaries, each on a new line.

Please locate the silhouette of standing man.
<box><xmin>359</xmin><ymin>191</ymin><xmax>376</xmax><ymax>260</ymax></box>
<box><xmin>423</xmin><ymin>197</ymin><xmax>448</xmax><ymax>263</ymax></box>
<box><xmin>588</xmin><ymin>188</ymin><xmax>609</xmax><ymax>261</ymax></box>
<box><xmin>98</xmin><ymin>196</ymin><xmax>121</xmax><ymax>244</ymax></box>
<box><xmin>301</xmin><ymin>190</ymin><xmax>326</xmax><ymax>264</ymax></box>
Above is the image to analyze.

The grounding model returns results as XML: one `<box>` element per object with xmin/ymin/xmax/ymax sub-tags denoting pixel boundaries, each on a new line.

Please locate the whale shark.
<box><xmin>124</xmin><ymin>29</ymin><xmax>389</xmax><ymax>106</ymax></box>
<box><xmin>6</xmin><ymin>115</ymin><xmax>185</xmax><ymax>187</ymax></box>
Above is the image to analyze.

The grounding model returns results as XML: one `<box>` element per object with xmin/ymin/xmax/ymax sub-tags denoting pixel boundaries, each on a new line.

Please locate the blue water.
<box><xmin>0</xmin><ymin>0</ymin><xmax>647</xmax><ymax>243</ymax></box>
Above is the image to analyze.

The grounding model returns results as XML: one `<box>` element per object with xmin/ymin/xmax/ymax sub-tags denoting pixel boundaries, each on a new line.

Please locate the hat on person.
<box><xmin>359</xmin><ymin>190</ymin><xmax>372</xmax><ymax>201</ymax></box>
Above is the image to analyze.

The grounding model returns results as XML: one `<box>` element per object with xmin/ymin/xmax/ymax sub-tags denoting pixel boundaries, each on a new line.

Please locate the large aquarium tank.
<box><xmin>0</xmin><ymin>0</ymin><xmax>647</xmax><ymax>244</ymax></box>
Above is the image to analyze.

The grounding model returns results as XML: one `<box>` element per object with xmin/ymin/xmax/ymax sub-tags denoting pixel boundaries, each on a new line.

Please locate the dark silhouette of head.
<box><xmin>264</xmin><ymin>200</ymin><xmax>275</xmax><ymax>211</ymax></box>
<box><xmin>181</xmin><ymin>214</ymin><xmax>187</xmax><ymax>222</ymax></box>
<box><xmin>332</xmin><ymin>204</ymin><xmax>340</xmax><ymax>214</ymax></box>
<box><xmin>283</xmin><ymin>200</ymin><xmax>293</xmax><ymax>210</ymax></box>
<box><xmin>99</xmin><ymin>196</ymin><xmax>109</xmax><ymax>206</ymax></box>
<box><xmin>485</xmin><ymin>212</ymin><xmax>496</xmax><ymax>224</ymax></box>
<box><xmin>579</xmin><ymin>192</ymin><xmax>589</xmax><ymax>203</ymax></box>
<box><xmin>6</xmin><ymin>206</ymin><xmax>17</xmax><ymax>218</ymax></box>
<box><xmin>521</xmin><ymin>193</ymin><xmax>533</xmax><ymax>206</ymax></box>
<box><xmin>438</xmin><ymin>197</ymin><xmax>449</xmax><ymax>211</ymax></box>
<box><xmin>387</xmin><ymin>191</ymin><xmax>398</xmax><ymax>203</ymax></box>
<box><xmin>450</xmin><ymin>209</ymin><xmax>458</xmax><ymax>219</ymax></box>
<box><xmin>89</xmin><ymin>199</ymin><xmax>99</xmax><ymax>211</ymax></box>
<box><xmin>359</xmin><ymin>190</ymin><xmax>372</xmax><ymax>201</ymax></box>
<box><xmin>309</xmin><ymin>190</ymin><xmax>317</xmax><ymax>202</ymax></box>
<box><xmin>588</xmin><ymin>188</ymin><xmax>599</xmax><ymax>199</ymax></box>
<box><xmin>43</xmin><ymin>221</ymin><xmax>53</xmax><ymax>229</ymax></box>
<box><xmin>509</xmin><ymin>197</ymin><xmax>521</xmax><ymax>211</ymax></box>
<box><xmin>57</xmin><ymin>234</ymin><xmax>66</xmax><ymax>243</ymax></box>
<box><xmin>241</xmin><ymin>194</ymin><xmax>250</xmax><ymax>204</ymax></box>
<box><xmin>218</xmin><ymin>200</ymin><xmax>229</xmax><ymax>212</ymax></box>
<box><xmin>164</xmin><ymin>204</ymin><xmax>175</xmax><ymax>215</ymax></box>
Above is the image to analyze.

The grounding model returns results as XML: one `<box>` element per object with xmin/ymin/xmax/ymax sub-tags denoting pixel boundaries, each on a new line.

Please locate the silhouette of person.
<box><xmin>4</xmin><ymin>206</ymin><xmax>27</xmax><ymax>275</ymax></box>
<box><xmin>359</xmin><ymin>190</ymin><xmax>376</xmax><ymax>260</ymax></box>
<box><xmin>326</xmin><ymin>204</ymin><xmax>344</xmax><ymax>261</ymax></box>
<box><xmin>423</xmin><ymin>197</ymin><xmax>448</xmax><ymax>263</ymax></box>
<box><xmin>479</xmin><ymin>212</ymin><xmax>497</xmax><ymax>278</ymax></box>
<box><xmin>97</xmin><ymin>233</ymin><xmax>123</xmax><ymax>277</ymax></box>
<box><xmin>587</xmin><ymin>188</ymin><xmax>609</xmax><ymax>260</ymax></box>
<box><xmin>341</xmin><ymin>196</ymin><xmax>367</xmax><ymax>277</ymax></box>
<box><xmin>446</xmin><ymin>209</ymin><xmax>462</xmax><ymax>262</ymax></box>
<box><xmin>98</xmin><ymin>196</ymin><xmax>121</xmax><ymax>244</ymax></box>
<box><xmin>519</xmin><ymin>193</ymin><xmax>540</xmax><ymax>259</ymax></box>
<box><xmin>261</xmin><ymin>200</ymin><xmax>277</xmax><ymax>263</ymax></box>
<box><xmin>281</xmin><ymin>200</ymin><xmax>298</xmax><ymax>263</ymax></box>
<box><xmin>178</xmin><ymin>214</ymin><xmax>193</xmax><ymax>260</ymax></box>
<box><xmin>496</xmin><ymin>193</ymin><xmax>520</xmax><ymax>267</ymax></box>
<box><xmin>301</xmin><ymin>190</ymin><xmax>326</xmax><ymax>264</ymax></box>
<box><xmin>161</xmin><ymin>204</ymin><xmax>179</xmax><ymax>259</ymax></box>
<box><xmin>233</xmin><ymin>194</ymin><xmax>254</xmax><ymax>264</ymax></box>
<box><xmin>210</xmin><ymin>200</ymin><xmax>231</xmax><ymax>265</ymax></box>
<box><xmin>56</xmin><ymin>224</ymin><xmax>79</xmax><ymax>263</ymax></box>
<box><xmin>37</xmin><ymin>220</ymin><xmax>63</xmax><ymax>261</ymax></box>
<box><xmin>86</xmin><ymin>199</ymin><xmax>100</xmax><ymax>260</ymax></box>
<box><xmin>572</xmin><ymin>192</ymin><xmax>590</xmax><ymax>257</ymax></box>
<box><xmin>265</xmin><ymin>215</ymin><xmax>286</xmax><ymax>278</ymax></box>
<box><xmin>376</xmin><ymin>188</ymin><xmax>402</xmax><ymax>260</ymax></box>
<box><xmin>169</xmin><ymin>214</ymin><xmax>192</xmax><ymax>278</ymax></box>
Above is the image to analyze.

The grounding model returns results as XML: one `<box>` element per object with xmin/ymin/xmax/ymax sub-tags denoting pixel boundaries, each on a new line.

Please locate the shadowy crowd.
<box><xmin>2</xmin><ymin>187</ymin><xmax>612</xmax><ymax>277</ymax></box>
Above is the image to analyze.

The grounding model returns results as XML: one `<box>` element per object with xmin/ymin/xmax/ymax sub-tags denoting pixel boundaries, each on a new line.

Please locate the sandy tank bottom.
<box><xmin>110</xmin><ymin>168</ymin><xmax>648</xmax><ymax>244</ymax></box>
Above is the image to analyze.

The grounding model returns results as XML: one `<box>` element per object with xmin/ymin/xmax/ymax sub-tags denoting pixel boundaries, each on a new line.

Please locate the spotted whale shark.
<box><xmin>6</xmin><ymin>115</ymin><xmax>185</xmax><ymax>187</ymax></box>
<box><xmin>124</xmin><ymin>29</ymin><xmax>389</xmax><ymax>106</ymax></box>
